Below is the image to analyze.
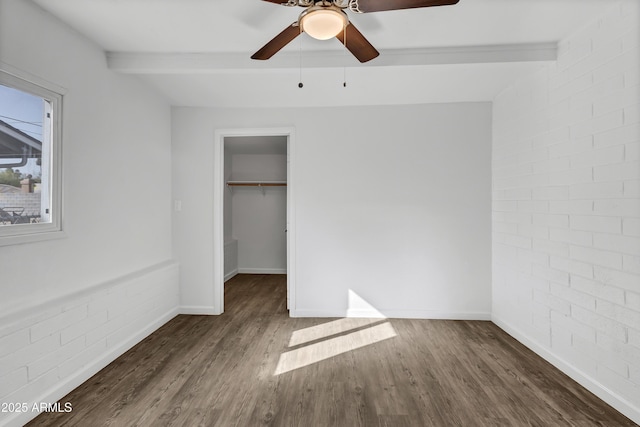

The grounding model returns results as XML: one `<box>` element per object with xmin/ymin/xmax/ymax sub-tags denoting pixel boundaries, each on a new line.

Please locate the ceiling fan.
<box><xmin>251</xmin><ymin>0</ymin><xmax>460</xmax><ymax>63</ymax></box>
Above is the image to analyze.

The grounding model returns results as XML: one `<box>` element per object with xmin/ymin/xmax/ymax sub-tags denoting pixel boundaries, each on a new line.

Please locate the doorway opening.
<box><xmin>213</xmin><ymin>128</ymin><xmax>295</xmax><ymax>315</ymax></box>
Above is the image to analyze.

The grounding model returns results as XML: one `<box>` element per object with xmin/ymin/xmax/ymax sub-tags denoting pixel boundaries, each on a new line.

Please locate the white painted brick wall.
<box><xmin>492</xmin><ymin>0</ymin><xmax>640</xmax><ymax>422</ymax></box>
<box><xmin>0</xmin><ymin>261</ymin><xmax>179</xmax><ymax>427</ymax></box>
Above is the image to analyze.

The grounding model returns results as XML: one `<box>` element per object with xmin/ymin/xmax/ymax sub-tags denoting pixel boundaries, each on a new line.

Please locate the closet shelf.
<box><xmin>226</xmin><ymin>181</ymin><xmax>287</xmax><ymax>194</ymax></box>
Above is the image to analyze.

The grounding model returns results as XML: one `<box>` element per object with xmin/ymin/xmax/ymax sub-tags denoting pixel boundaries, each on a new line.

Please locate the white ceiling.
<box><xmin>32</xmin><ymin>0</ymin><xmax>617</xmax><ymax>108</ymax></box>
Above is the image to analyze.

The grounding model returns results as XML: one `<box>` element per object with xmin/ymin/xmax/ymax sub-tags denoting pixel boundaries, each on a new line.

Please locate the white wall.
<box><xmin>172</xmin><ymin>102</ymin><xmax>492</xmax><ymax>318</ymax></box>
<box><xmin>223</xmin><ymin>239</ymin><xmax>238</xmax><ymax>281</ymax></box>
<box><xmin>492</xmin><ymin>0</ymin><xmax>640</xmax><ymax>423</ymax></box>
<box><xmin>231</xmin><ymin>154</ymin><xmax>287</xmax><ymax>273</ymax></box>
<box><xmin>0</xmin><ymin>1</ymin><xmax>177</xmax><ymax>425</ymax></box>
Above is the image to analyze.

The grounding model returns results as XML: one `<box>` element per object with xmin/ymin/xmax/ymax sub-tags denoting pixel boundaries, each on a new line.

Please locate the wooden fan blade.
<box><xmin>251</xmin><ymin>23</ymin><xmax>301</xmax><ymax>60</ymax></box>
<box><xmin>354</xmin><ymin>0</ymin><xmax>459</xmax><ymax>13</ymax></box>
<box><xmin>336</xmin><ymin>22</ymin><xmax>379</xmax><ymax>63</ymax></box>
<box><xmin>261</xmin><ymin>0</ymin><xmax>304</xmax><ymax>6</ymax></box>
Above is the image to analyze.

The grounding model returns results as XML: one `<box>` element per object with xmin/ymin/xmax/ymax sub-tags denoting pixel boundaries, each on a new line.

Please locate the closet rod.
<box><xmin>226</xmin><ymin>181</ymin><xmax>286</xmax><ymax>187</ymax></box>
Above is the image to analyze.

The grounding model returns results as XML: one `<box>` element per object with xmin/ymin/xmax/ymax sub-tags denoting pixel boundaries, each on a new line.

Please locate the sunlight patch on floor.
<box><xmin>288</xmin><ymin>317</ymin><xmax>384</xmax><ymax>347</ymax></box>
<box><xmin>274</xmin><ymin>322</ymin><xmax>397</xmax><ymax>375</ymax></box>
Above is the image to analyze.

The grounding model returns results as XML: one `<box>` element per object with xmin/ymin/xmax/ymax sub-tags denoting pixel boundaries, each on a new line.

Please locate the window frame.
<box><xmin>0</xmin><ymin>66</ymin><xmax>64</xmax><ymax>246</ymax></box>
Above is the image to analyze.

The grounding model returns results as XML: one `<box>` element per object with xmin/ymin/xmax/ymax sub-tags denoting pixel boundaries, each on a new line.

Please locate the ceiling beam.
<box><xmin>106</xmin><ymin>43</ymin><xmax>556</xmax><ymax>74</ymax></box>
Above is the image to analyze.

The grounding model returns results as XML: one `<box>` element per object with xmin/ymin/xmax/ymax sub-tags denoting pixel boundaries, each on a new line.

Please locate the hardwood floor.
<box><xmin>29</xmin><ymin>274</ymin><xmax>635</xmax><ymax>426</ymax></box>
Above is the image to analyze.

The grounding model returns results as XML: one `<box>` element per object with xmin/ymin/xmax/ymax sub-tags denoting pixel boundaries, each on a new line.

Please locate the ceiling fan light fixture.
<box><xmin>300</xmin><ymin>8</ymin><xmax>348</xmax><ymax>40</ymax></box>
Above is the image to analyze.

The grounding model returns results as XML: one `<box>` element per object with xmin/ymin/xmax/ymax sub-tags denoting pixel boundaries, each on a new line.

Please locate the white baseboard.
<box><xmin>179</xmin><ymin>306</ymin><xmax>219</xmax><ymax>315</ymax></box>
<box><xmin>5</xmin><ymin>307</ymin><xmax>179</xmax><ymax>427</ymax></box>
<box><xmin>290</xmin><ymin>308</ymin><xmax>491</xmax><ymax>320</ymax></box>
<box><xmin>224</xmin><ymin>269</ymin><xmax>238</xmax><ymax>282</ymax></box>
<box><xmin>492</xmin><ymin>315</ymin><xmax>640</xmax><ymax>425</ymax></box>
<box><xmin>237</xmin><ymin>268</ymin><xmax>286</xmax><ymax>275</ymax></box>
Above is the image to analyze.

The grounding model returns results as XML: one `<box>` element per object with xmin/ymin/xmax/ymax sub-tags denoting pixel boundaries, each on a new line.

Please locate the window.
<box><xmin>0</xmin><ymin>68</ymin><xmax>63</xmax><ymax>245</ymax></box>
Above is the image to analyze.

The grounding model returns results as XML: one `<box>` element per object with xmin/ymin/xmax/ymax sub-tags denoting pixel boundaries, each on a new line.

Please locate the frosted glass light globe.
<box><xmin>301</xmin><ymin>9</ymin><xmax>347</xmax><ymax>40</ymax></box>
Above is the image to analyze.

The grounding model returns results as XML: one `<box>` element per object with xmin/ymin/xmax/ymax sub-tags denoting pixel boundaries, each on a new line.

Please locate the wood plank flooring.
<box><xmin>28</xmin><ymin>274</ymin><xmax>635</xmax><ymax>426</ymax></box>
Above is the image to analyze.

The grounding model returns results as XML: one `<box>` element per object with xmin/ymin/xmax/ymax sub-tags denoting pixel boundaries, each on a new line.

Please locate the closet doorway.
<box><xmin>213</xmin><ymin>128</ymin><xmax>295</xmax><ymax>315</ymax></box>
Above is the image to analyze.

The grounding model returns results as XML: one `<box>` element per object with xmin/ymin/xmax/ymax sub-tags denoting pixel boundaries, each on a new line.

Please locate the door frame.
<box><xmin>213</xmin><ymin>127</ymin><xmax>296</xmax><ymax>314</ymax></box>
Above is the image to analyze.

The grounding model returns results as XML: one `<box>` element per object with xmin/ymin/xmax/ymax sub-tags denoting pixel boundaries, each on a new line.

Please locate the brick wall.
<box><xmin>492</xmin><ymin>0</ymin><xmax>639</xmax><ymax>421</ymax></box>
<box><xmin>0</xmin><ymin>262</ymin><xmax>180</xmax><ymax>427</ymax></box>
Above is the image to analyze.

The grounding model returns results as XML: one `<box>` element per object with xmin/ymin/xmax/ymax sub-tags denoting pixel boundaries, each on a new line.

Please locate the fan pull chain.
<box><xmin>298</xmin><ymin>30</ymin><xmax>304</xmax><ymax>88</ymax></box>
<box><xmin>342</xmin><ymin>25</ymin><xmax>347</xmax><ymax>88</ymax></box>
